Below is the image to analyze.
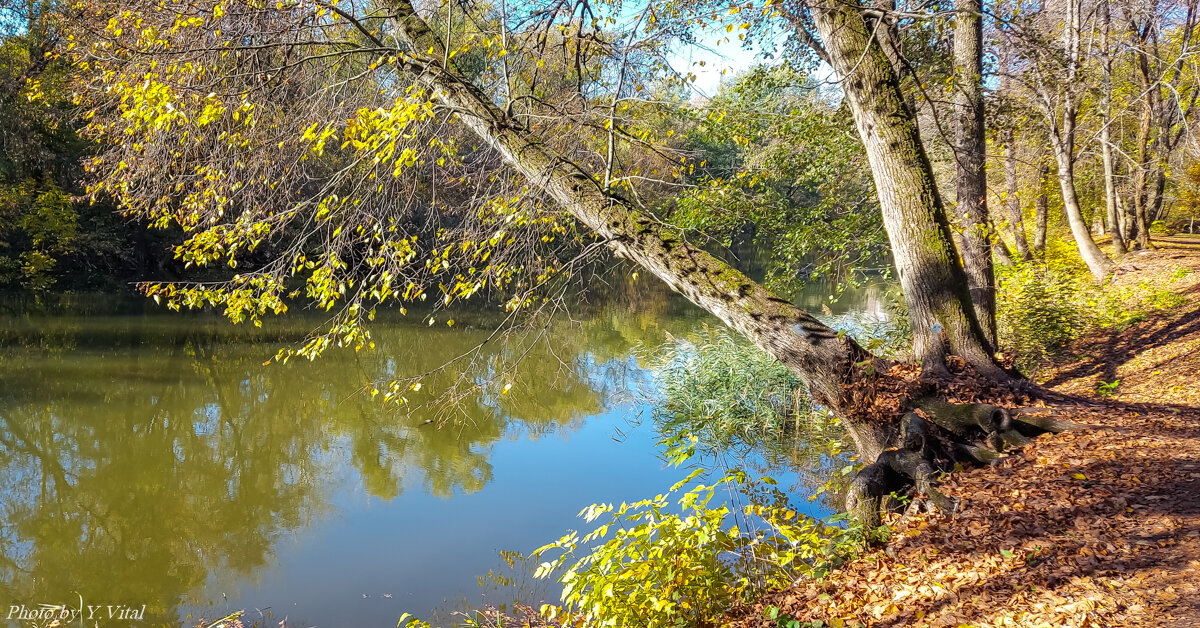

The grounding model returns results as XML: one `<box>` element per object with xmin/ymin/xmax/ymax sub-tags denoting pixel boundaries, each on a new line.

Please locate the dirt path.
<box><xmin>728</xmin><ymin>239</ymin><xmax>1200</xmax><ymax>628</ymax></box>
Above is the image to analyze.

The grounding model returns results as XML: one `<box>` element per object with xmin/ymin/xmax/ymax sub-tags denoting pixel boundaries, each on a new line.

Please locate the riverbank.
<box><xmin>725</xmin><ymin>238</ymin><xmax>1200</xmax><ymax>628</ymax></box>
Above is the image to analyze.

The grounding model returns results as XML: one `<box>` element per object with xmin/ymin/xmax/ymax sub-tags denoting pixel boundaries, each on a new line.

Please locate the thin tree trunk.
<box><xmin>1123</xmin><ymin>189</ymin><xmax>1139</xmax><ymax>246</ymax></box>
<box><xmin>1149</xmin><ymin>168</ymin><xmax>1166</xmax><ymax>237</ymax></box>
<box><xmin>1133</xmin><ymin>99</ymin><xmax>1154</xmax><ymax>250</ymax></box>
<box><xmin>991</xmin><ymin>224</ymin><xmax>1015</xmax><ymax>266</ymax></box>
<box><xmin>953</xmin><ymin>0</ymin><xmax>998</xmax><ymax>347</ymax></box>
<box><xmin>997</xmin><ymin>29</ymin><xmax>1032</xmax><ymax>261</ymax></box>
<box><xmin>1154</xmin><ymin>194</ymin><xmax>1170</xmax><ymax>223</ymax></box>
<box><xmin>1100</xmin><ymin>1</ymin><xmax>1127</xmax><ymax>256</ymax></box>
<box><xmin>806</xmin><ymin>0</ymin><xmax>1002</xmax><ymax>377</ymax></box>
<box><xmin>1128</xmin><ymin>13</ymin><xmax>1174</xmax><ymax>251</ymax></box>
<box><xmin>1032</xmin><ymin>164</ymin><xmax>1051</xmax><ymax>258</ymax></box>
<box><xmin>1049</xmin><ymin>132</ymin><xmax>1111</xmax><ymax>279</ymax></box>
<box><xmin>1002</xmin><ymin>128</ymin><xmax>1034</xmax><ymax>260</ymax></box>
<box><xmin>1101</xmin><ymin>135</ymin><xmax>1125</xmax><ymax>253</ymax></box>
<box><xmin>1035</xmin><ymin>162</ymin><xmax>1049</xmax><ymax>255</ymax></box>
<box><xmin>1116</xmin><ymin>192</ymin><xmax>1127</xmax><ymax>242</ymax></box>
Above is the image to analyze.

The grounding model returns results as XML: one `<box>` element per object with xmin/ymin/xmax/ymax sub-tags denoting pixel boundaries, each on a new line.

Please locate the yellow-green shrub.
<box><xmin>995</xmin><ymin>261</ymin><xmax>1096</xmax><ymax>371</ymax></box>
<box><xmin>996</xmin><ymin>258</ymin><xmax>1189</xmax><ymax>372</ymax></box>
<box><xmin>531</xmin><ymin>462</ymin><xmax>844</xmax><ymax>628</ymax></box>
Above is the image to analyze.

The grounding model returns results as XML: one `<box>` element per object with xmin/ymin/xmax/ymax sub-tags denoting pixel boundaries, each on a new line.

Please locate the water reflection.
<box><xmin>0</xmin><ymin>283</ymin><xmax>697</xmax><ymax>624</ymax></box>
<box><xmin>0</xmin><ymin>280</ymin><xmax>885</xmax><ymax>626</ymax></box>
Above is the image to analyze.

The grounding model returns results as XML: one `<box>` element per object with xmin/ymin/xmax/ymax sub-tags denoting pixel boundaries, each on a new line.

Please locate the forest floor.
<box><xmin>726</xmin><ymin>236</ymin><xmax>1200</xmax><ymax>628</ymax></box>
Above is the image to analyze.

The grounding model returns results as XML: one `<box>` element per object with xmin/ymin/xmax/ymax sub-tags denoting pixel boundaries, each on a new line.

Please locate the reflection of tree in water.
<box><xmin>0</xmin><ymin>286</ymin><xmax>691</xmax><ymax>621</ymax></box>
<box><xmin>0</xmin><ymin>316</ymin><xmax>330</xmax><ymax>621</ymax></box>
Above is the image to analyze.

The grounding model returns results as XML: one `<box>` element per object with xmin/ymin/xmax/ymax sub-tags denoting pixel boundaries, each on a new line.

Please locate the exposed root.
<box><xmin>845</xmin><ymin>400</ymin><xmax>1091</xmax><ymax>527</ymax></box>
<box><xmin>1009</xmin><ymin>410</ymin><xmax>1090</xmax><ymax>434</ymax></box>
<box><xmin>846</xmin><ymin>412</ymin><xmax>960</xmax><ymax>528</ymax></box>
<box><xmin>954</xmin><ymin>442</ymin><xmax>1007</xmax><ymax>465</ymax></box>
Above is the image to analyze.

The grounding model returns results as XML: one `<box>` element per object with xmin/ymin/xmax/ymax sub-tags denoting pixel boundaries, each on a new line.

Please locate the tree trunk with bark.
<box><xmin>1032</xmin><ymin>0</ymin><xmax>1111</xmax><ymax>280</ymax></box>
<box><xmin>1035</xmin><ymin>162</ymin><xmax>1049</xmax><ymax>255</ymax></box>
<box><xmin>1002</xmin><ymin>128</ymin><xmax>1034</xmax><ymax>260</ymax></box>
<box><xmin>1133</xmin><ymin>97</ymin><xmax>1155</xmax><ymax>250</ymax></box>
<box><xmin>1101</xmin><ymin>136</ymin><xmax>1126</xmax><ymax>254</ymax></box>
<box><xmin>1126</xmin><ymin>7</ymin><xmax>1186</xmax><ymax>252</ymax></box>
<box><xmin>805</xmin><ymin>0</ymin><xmax>1002</xmax><ymax>377</ymax></box>
<box><xmin>1048</xmin><ymin>132</ymin><xmax>1111</xmax><ymax>279</ymax></box>
<box><xmin>952</xmin><ymin>0</ymin><xmax>999</xmax><ymax>342</ymax></box>
<box><xmin>1099</xmin><ymin>1</ymin><xmax>1127</xmax><ymax>256</ymax></box>
<box><xmin>991</xmin><ymin>224</ymin><xmax>1015</xmax><ymax>265</ymax></box>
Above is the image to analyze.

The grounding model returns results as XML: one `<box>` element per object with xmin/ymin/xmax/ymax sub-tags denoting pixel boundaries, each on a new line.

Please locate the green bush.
<box><xmin>995</xmin><ymin>258</ymin><xmax>1189</xmax><ymax>372</ymax></box>
<box><xmin>995</xmin><ymin>261</ymin><xmax>1096</xmax><ymax>371</ymax></box>
<box><xmin>531</xmin><ymin>460</ymin><xmax>857</xmax><ymax>628</ymax></box>
<box><xmin>1150</xmin><ymin>220</ymin><xmax>1174</xmax><ymax>236</ymax></box>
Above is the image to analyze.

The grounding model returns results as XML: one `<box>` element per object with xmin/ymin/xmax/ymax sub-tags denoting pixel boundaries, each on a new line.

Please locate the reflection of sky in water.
<box><xmin>0</xmin><ymin>283</ymin><xmax>886</xmax><ymax>627</ymax></box>
<box><xmin>214</xmin><ymin>403</ymin><xmax>678</xmax><ymax>628</ymax></box>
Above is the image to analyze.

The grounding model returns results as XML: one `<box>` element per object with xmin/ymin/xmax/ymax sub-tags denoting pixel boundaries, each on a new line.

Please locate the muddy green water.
<box><xmin>0</xmin><ymin>282</ymin><xmax>890</xmax><ymax>627</ymax></box>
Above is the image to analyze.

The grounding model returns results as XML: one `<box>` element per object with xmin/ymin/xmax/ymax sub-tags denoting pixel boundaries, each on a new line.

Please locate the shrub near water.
<box><xmin>527</xmin><ymin>324</ymin><xmax>885</xmax><ymax>628</ymax></box>
<box><xmin>531</xmin><ymin>457</ymin><xmax>855</xmax><ymax>628</ymax></box>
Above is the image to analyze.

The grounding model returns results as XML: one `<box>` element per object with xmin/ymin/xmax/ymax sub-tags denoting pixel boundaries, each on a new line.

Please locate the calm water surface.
<box><xmin>0</xmin><ymin>282</ymin><xmax>890</xmax><ymax>627</ymax></box>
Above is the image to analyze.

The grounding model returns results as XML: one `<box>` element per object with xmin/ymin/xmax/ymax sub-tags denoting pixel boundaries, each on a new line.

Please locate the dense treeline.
<box><xmin>1</xmin><ymin>0</ymin><xmax>208</xmax><ymax>292</ymax></box>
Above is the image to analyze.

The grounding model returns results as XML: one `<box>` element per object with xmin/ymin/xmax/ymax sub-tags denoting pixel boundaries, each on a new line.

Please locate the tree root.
<box><xmin>845</xmin><ymin>400</ymin><xmax>1089</xmax><ymax>527</ymax></box>
<box><xmin>846</xmin><ymin>411</ymin><xmax>959</xmax><ymax>528</ymax></box>
<box><xmin>1009</xmin><ymin>410</ymin><xmax>1089</xmax><ymax>434</ymax></box>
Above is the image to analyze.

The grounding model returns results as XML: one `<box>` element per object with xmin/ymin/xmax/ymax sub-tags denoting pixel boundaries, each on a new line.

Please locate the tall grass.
<box><xmin>646</xmin><ymin>325</ymin><xmax>824</xmax><ymax>449</ymax></box>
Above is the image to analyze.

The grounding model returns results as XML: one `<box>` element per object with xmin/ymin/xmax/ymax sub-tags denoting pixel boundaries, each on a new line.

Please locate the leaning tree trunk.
<box><xmin>382</xmin><ymin>0</ymin><xmax>1050</xmax><ymax>526</ymax></box>
<box><xmin>1036</xmin><ymin>0</ymin><xmax>1111</xmax><ymax>280</ymax></box>
<box><xmin>384</xmin><ymin>0</ymin><xmax>904</xmax><ymax>461</ymax></box>
<box><xmin>1049</xmin><ymin>133</ymin><xmax>1111</xmax><ymax>280</ymax></box>
<box><xmin>805</xmin><ymin>0</ymin><xmax>1003</xmax><ymax>379</ymax></box>
<box><xmin>952</xmin><ymin>0</ymin><xmax>999</xmax><ymax>345</ymax></box>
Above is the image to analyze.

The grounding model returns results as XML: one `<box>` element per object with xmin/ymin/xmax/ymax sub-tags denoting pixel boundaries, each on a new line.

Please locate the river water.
<box><xmin>0</xmin><ymin>280</ymin><xmax>891</xmax><ymax>627</ymax></box>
